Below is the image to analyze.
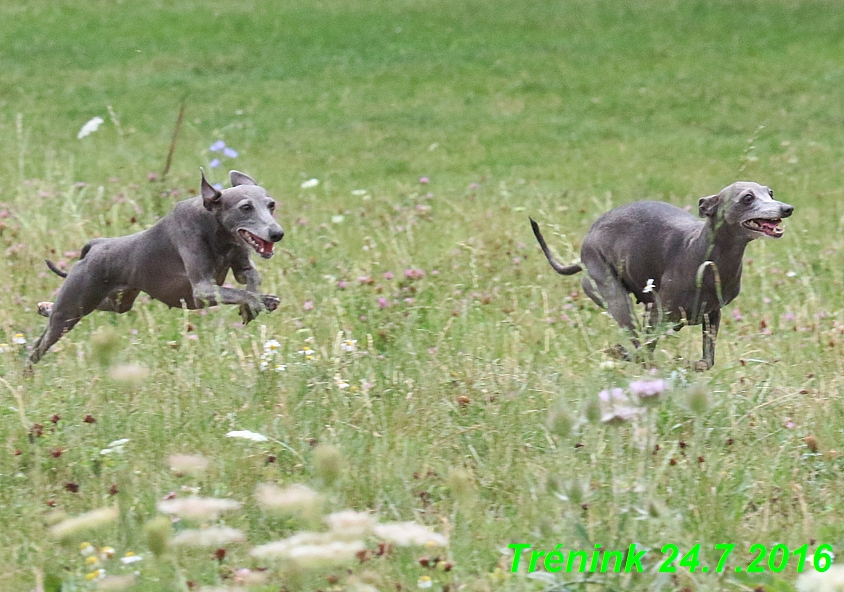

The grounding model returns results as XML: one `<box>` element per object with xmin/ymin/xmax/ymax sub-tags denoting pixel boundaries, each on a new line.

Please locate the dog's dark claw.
<box><xmin>239</xmin><ymin>302</ymin><xmax>259</xmax><ymax>325</ymax></box>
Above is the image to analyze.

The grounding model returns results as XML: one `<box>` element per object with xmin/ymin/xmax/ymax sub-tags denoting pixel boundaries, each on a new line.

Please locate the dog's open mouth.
<box><xmin>239</xmin><ymin>229</ymin><xmax>274</xmax><ymax>258</ymax></box>
<box><xmin>742</xmin><ymin>218</ymin><xmax>784</xmax><ymax>238</ymax></box>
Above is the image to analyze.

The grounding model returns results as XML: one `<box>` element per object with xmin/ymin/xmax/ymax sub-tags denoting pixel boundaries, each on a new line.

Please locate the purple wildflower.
<box><xmin>383</xmin><ymin>272</ymin><xmax>394</xmax><ymax>280</ymax></box>
<box><xmin>599</xmin><ymin>387</ymin><xmax>626</xmax><ymax>404</ymax></box>
<box><xmin>598</xmin><ymin>388</ymin><xmax>644</xmax><ymax>424</ymax></box>
<box><xmin>337</xmin><ymin>280</ymin><xmax>349</xmax><ymax>290</ymax></box>
<box><xmin>404</xmin><ymin>268</ymin><xmax>426</xmax><ymax>280</ymax></box>
<box><xmin>602</xmin><ymin>407</ymin><xmax>645</xmax><ymax>424</ymax></box>
<box><xmin>629</xmin><ymin>379</ymin><xmax>665</xmax><ymax>398</ymax></box>
<box><xmin>210</xmin><ymin>140</ymin><xmax>226</xmax><ymax>152</ymax></box>
<box><xmin>209</xmin><ymin>158</ymin><xmax>220</xmax><ymax>168</ymax></box>
<box><xmin>223</xmin><ymin>147</ymin><xmax>238</xmax><ymax>158</ymax></box>
<box><xmin>212</xmin><ymin>183</ymin><xmax>223</xmax><ymax>191</ymax></box>
<box><xmin>303</xmin><ymin>300</ymin><xmax>314</xmax><ymax>311</ymax></box>
<box><xmin>377</xmin><ymin>297</ymin><xmax>388</xmax><ymax>309</ymax></box>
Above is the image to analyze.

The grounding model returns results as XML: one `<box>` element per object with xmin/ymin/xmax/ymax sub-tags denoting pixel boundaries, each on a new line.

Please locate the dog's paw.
<box><xmin>37</xmin><ymin>302</ymin><xmax>53</xmax><ymax>318</ymax></box>
<box><xmin>261</xmin><ymin>295</ymin><xmax>280</xmax><ymax>312</ymax></box>
<box><xmin>693</xmin><ymin>358</ymin><xmax>712</xmax><ymax>372</ymax></box>
<box><xmin>603</xmin><ymin>344</ymin><xmax>631</xmax><ymax>361</ymax></box>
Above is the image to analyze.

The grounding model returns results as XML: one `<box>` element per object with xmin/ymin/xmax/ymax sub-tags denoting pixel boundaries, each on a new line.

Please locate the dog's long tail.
<box><xmin>529</xmin><ymin>217</ymin><xmax>583</xmax><ymax>276</ymax></box>
<box><xmin>45</xmin><ymin>260</ymin><xmax>68</xmax><ymax>278</ymax></box>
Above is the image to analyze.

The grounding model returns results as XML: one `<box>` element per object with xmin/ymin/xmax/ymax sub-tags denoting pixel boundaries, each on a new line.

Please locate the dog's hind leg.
<box><xmin>582</xmin><ymin>257</ymin><xmax>641</xmax><ymax>358</ymax></box>
<box><xmin>28</xmin><ymin>274</ymin><xmax>115</xmax><ymax>365</ymax></box>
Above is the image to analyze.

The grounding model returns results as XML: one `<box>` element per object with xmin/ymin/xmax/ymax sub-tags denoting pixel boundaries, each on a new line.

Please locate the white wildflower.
<box><xmin>341</xmin><ymin>339</ymin><xmax>357</xmax><ymax>353</ymax></box>
<box><xmin>274</xmin><ymin>364</ymin><xmax>286</xmax><ymax>373</ymax></box>
<box><xmin>97</xmin><ymin>574</ymin><xmax>136</xmax><ymax>590</ymax></box>
<box><xmin>225</xmin><ymin>430</ymin><xmax>269</xmax><ymax>442</ymax></box>
<box><xmin>101</xmin><ymin>439</ymin><xmax>129</xmax><ymax>455</ymax></box>
<box><xmin>0</xmin><ymin>343</ymin><xmax>10</xmax><ymax>353</ymax></box>
<box><xmin>351</xmin><ymin>189</ymin><xmax>368</xmax><ymax>196</ymax></box>
<box><xmin>325</xmin><ymin>510</ymin><xmax>376</xmax><ymax>538</ymax></box>
<box><xmin>374</xmin><ymin>521</ymin><xmax>448</xmax><ymax>547</ymax></box>
<box><xmin>263</xmin><ymin>339</ymin><xmax>281</xmax><ymax>353</ymax></box>
<box><xmin>170</xmin><ymin>526</ymin><xmax>246</xmax><ymax>547</ymax></box>
<box><xmin>50</xmin><ymin>507</ymin><xmax>119</xmax><ymax>540</ymax></box>
<box><xmin>331</xmin><ymin>215</ymin><xmax>345</xmax><ymax>224</ymax></box>
<box><xmin>169</xmin><ymin>454</ymin><xmax>209</xmax><ymax>476</ymax></box>
<box><xmin>418</xmin><ymin>576</ymin><xmax>433</xmax><ymax>589</ymax></box>
<box><xmin>157</xmin><ymin>496</ymin><xmax>241</xmax><ymax>520</ymax></box>
<box><xmin>109</xmin><ymin>364</ymin><xmax>150</xmax><ymax>385</ymax></box>
<box><xmin>255</xmin><ymin>483</ymin><xmax>321</xmax><ymax>513</ymax></box>
<box><xmin>251</xmin><ymin>531</ymin><xmax>364</xmax><ymax>567</ymax></box>
<box><xmin>77</xmin><ymin>116</ymin><xmax>104</xmax><ymax>139</ymax></box>
<box><xmin>259</xmin><ymin>360</ymin><xmax>269</xmax><ymax>372</ymax></box>
<box><xmin>796</xmin><ymin>564</ymin><xmax>844</xmax><ymax>592</ymax></box>
<box><xmin>642</xmin><ymin>278</ymin><xmax>655</xmax><ymax>294</ymax></box>
<box><xmin>12</xmin><ymin>333</ymin><xmax>26</xmax><ymax>345</ymax></box>
<box><xmin>119</xmin><ymin>555</ymin><xmax>142</xmax><ymax>565</ymax></box>
<box><xmin>334</xmin><ymin>375</ymin><xmax>350</xmax><ymax>389</ymax></box>
<box><xmin>301</xmin><ymin>178</ymin><xmax>319</xmax><ymax>189</ymax></box>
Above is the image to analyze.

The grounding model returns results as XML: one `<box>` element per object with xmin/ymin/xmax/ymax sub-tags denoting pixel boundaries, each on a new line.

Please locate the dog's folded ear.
<box><xmin>200</xmin><ymin>168</ymin><xmax>222</xmax><ymax>211</ymax></box>
<box><xmin>698</xmin><ymin>194</ymin><xmax>720</xmax><ymax>218</ymax></box>
<box><xmin>230</xmin><ymin>171</ymin><xmax>258</xmax><ymax>187</ymax></box>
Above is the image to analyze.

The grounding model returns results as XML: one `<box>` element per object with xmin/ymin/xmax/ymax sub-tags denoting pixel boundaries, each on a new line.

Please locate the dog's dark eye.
<box><xmin>240</xmin><ymin>203</ymin><xmax>253</xmax><ymax>212</ymax></box>
<box><xmin>768</xmin><ymin>189</ymin><xmax>774</xmax><ymax>198</ymax></box>
<box><xmin>267</xmin><ymin>202</ymin><xmax>275</xmax><ymax>211</ymax></box>
<box><xmin>741</xmin><ymin>193</ymin><xmax>754</xmax><ymax>205</ymax></box>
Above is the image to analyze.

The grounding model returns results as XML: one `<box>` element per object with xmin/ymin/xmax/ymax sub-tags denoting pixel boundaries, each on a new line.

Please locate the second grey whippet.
<box><xmin>29</xmin><ymin>170</ymin><xmax>284</xmax><ymax>366</ymax></box>
<box><xmin>531</xmin><ymin>182</ymin><xmax>794</xmax><ymax>370</ymax></box>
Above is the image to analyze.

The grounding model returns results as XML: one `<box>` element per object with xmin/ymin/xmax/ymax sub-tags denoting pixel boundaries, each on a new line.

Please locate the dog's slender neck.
<box><xmin>695</xmin><ymin>216</ymin><xmax>751</xmax><ymax>293</ymax></box>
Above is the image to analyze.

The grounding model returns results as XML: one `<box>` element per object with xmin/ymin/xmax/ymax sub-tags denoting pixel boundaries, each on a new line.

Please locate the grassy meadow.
<box><xmin>3</xmin><ymin>0</ymin><xmax>844</xmax><ymax>590</ymax></box>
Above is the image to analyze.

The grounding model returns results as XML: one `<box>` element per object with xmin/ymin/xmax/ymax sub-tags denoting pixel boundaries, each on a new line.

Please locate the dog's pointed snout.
<box><xmin>781</xmin><ymin>204</ymin><xmax>794</xmax><ymax>218</ymax></box>
<box><xmin>269</xmin><ymin>227</ymin><xmax>285</xmax><ymax>242</ymax></box>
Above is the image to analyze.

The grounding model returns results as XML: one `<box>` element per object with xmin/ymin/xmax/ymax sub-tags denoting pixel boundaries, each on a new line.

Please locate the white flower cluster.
<box><xmin>259</xmin><ymin>339</ymin><xmax>286</xmax><ymax>372</ymax></box>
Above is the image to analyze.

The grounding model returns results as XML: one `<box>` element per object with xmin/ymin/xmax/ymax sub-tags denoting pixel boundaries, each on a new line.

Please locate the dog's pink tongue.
<box><xmin>259</xmin><ymin>237</ymin><xmax>273</xmax><ymax>255</ymax></box>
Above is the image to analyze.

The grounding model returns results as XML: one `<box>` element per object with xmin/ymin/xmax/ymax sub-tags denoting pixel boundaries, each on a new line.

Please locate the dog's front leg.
<box><xmin>191</xmin><ymin>280</ymin><xmax>266</xmax><ymax>323</ymax></box>
<box><xmin>232</xmin><ymin>261</ymin><xmax>279</xmax><ymax>317</ymax></box>
<box><xmin>698</xmin><ymin>309</ymin><xmax>721</xmax><ymax>371</ymax></box>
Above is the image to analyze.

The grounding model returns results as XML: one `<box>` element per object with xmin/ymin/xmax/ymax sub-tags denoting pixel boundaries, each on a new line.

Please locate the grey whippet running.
<box><xmin>531</xmin><ymin>181</ymin><xmax>794</xmax><ymax>370</ymax></box>
<box><xmin>29</xmin><ymin>170</ymin><xmax>284</xmax><ymax>366</ymax></box>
